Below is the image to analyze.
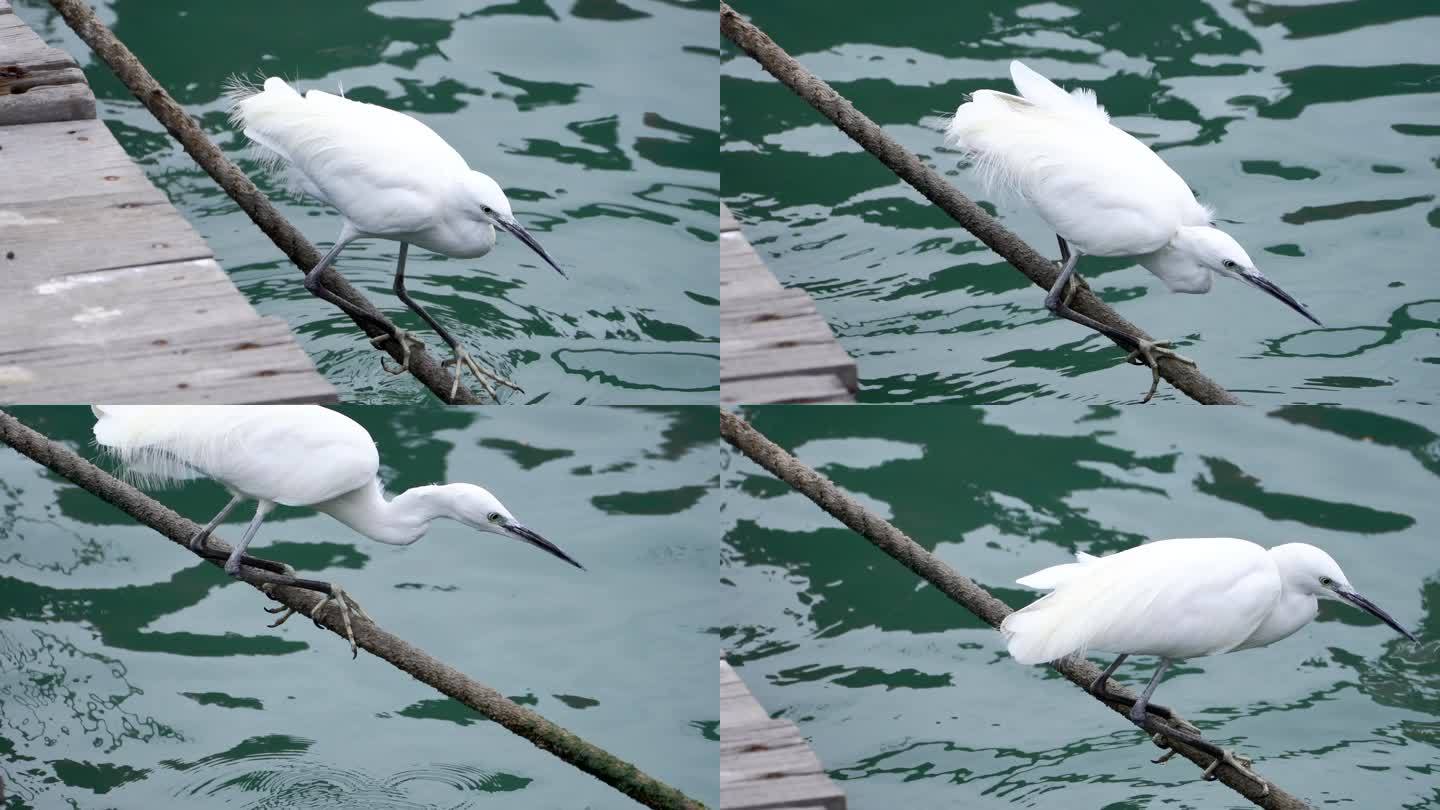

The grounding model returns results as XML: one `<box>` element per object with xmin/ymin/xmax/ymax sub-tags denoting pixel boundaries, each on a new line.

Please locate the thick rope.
<box><xmin>0</xmin><ymin>410</ymin><xmax>707</xmax><ymax>810</ymax></box>
<box><xmin>720</xmin><ymin>409</ymin><xmax>1309</xmax><ymax>809</ymax></box>
<box><xmin>720</xmin><ymin>4</ymin><xmax>1241</xmax><ymax>405</ymax></box>
<box><xmin>46</xmin><ymin>0</ymin><xmax>487</xmax><ymax>404</ymax></box>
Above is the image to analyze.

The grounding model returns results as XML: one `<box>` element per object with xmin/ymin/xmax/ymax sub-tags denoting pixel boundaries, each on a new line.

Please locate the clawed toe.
<box><xmin>443</xmin><ymin>348</ymin><xmax>523</xmax><ymax>402</ymax></box>
<box><xmin>372</xmin><ymin>330</ymin><xmax>424</xmax><ymax>375</ymax></box>
<box><xmin>262</xmin><ymin>585</ymin><xmax>369</xmax><ymax>659</ymax></box>
<box><xmin>1121</xmin><ymin>339</ymin><xmax>1196</xmax><ymax>403</ymax></box>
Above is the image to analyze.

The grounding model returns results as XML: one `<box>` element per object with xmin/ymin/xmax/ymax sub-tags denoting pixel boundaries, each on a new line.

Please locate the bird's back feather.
<box><xmin>93</xmin><ymin>405</ymin><xmax>379</xmax><ymax>507</ymax></box>
<box><xmin>944</xmin><ymin>61</ymin><xmax>1208</xmax><ymax>256</ymax></box>
<box><xmin>226</xmin><ymin>76</ymin><xmax>467</xmax><ymax>235</ymax></box>
<box><xmin>1002</xmin><ymin>538</ymin><xmax>1282</xmax><ymax>664</ymax></box>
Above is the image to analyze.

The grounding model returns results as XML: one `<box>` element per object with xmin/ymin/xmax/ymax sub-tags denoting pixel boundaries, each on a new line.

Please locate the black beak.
<box><xmin>1241</xmin><ymin>271</ymin><xmax>1322</xmax><ymax>326</ymax></box>
<box><xmin>1336</xmin><ymin>589</ymin><xmax>1416</xmax><ymax>642</ymax></box>
<box><xmin>496</xmin><ymin>216</ymin><xmax>567</xmax><ymax>279</ymax></box>
<box><xmin>506</xmin><ymin>523</ymin><xmax>584</xmax><ymax>570</ymax></box>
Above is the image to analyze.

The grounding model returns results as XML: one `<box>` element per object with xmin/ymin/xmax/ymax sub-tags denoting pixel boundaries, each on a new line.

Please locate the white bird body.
<box><xmin>946</xmin><ymin>61</ymin><xmax>1323</xmax><ymax>331</ymax></box>
<box><xmin>229</xmin><ymin>78</ymin><xmax>498</xmax><ymax>258</ymax></box>
<box><xmin>1001</xmin><ymin>537</ymin><xmax>1395</xmax><ymax>665</ymax></box>
<box><xmin>948</xmin><ymin>67</ymin><xmax>1206</xmax><ymax>265</ymax></box>
<box><xmin>91</xmin><ymin>405</ymin><xmax>582</xmax><ymax>565</ymax></box>
<box><xmin>947</xmin><ymin>62</ymin><xmax>1225</xmax><ymax>293</ymax></box>
<box><xmin>93</xmin><ymin>404</ymin><xmax>378</xmax><ymax>508</ymax></box>
<box><xmin>226</xmin><ymin>78</ymin><xmax>566</xmax><ymax>399</ymax></box>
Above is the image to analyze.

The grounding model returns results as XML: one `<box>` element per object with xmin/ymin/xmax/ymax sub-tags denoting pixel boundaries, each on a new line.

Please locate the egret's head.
<box><xmin>1272</xmin><ymin>543</ymin><xmax>1413</xmax><ymax>640</ymax></box>
<box><xmin>464</xmin><ymin>171</ymin><xmax>567</xmax><ymax>278</ymax></box>
<box><xmin>1183</xmin><ymin>226</ymin><xmax>1321</xmax><ymax>326</ymax></box>
<box><xmin>442</xmin><ymin>483</ymin><xmax>584</xmax><ymax>570</ymax></box>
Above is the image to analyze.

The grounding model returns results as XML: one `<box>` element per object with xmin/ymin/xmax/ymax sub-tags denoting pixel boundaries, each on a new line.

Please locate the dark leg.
<box><xmin>1129</xmin><ymin>657</ymin><xmax>1172</xmax><ymax>726</ymax></box>
<box><xmin>391</xmin><ymin>241</ymin><xmax>522</xmax><ymax>400</ymax></box>
<box><xmin>196</xmin><ymin>543</ymin><xmax>370</xmax><ymax>659</ymax></box>
<box><xmin>1042</xmin><ymin>245</ymin><xmax>1196</xmax><ymax>403</ymax></box>
<box><xmin>223</xmin><ymin>501</ymin><xmax>273</xmax><ymax>576</ymax></box>
<box><xmin>302</xmin><ymin>239</ymin><xmax>404</xmax><ymax>339</ymax></box>
<box><xmin>193</xmin><ymin>546</ymin><xmax>295</xmax><ymax>577</ymax></box>
<box><xmin>188</xmin><ymin>495</ymin><xmax>243</xmax><ymax>552</ymax></box>
<box><xmin>1088</xmin><ymin>653</ymin><xmax>1175</xmax><ymax>721</ymax></box>
<box><xmin>1129</xmin><ymin>658</ymin><xmax>1268</xmax><ymax>794</ymax></box>
<box><xmin>1057</xmin><ymin>236</ymin><xmax>1082</xmax><ymax>308</ymax></box>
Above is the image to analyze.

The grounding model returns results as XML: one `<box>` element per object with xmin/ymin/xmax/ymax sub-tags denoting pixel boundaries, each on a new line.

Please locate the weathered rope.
<box><xmin>720</xmin><ymin>409</ymin><xmax>1308</xmax><ymax>809</ymax></box>
<box><xmin>0</xmin><ymin>409</ymin><xmax>707</xmax><ymax>810</ymax></box>
<box><xmin>47</xmin><ymin>0</ymin><xmax>488</xmax><ymax>404</ymax></box>
<box><xmin>720</xmin><ymin>4</ymin><xmax>1241</xmax><ymax>405</ymax></box>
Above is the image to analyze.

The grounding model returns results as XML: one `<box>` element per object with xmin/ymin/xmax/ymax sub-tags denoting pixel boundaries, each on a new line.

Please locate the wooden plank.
<box><xmin>721</xmin><ymin>202</ymin><xmax>739</xmax><ymax>232</ymax></box>
<box><xmin>0</xmin><ymin>259</ymin><xmax>261</xmax><ymax>347</ymax></box>
<box><xmin>720</xmin><ymin>661</ymin><xmax>846</xmax><ymax>810</ymax></box>
<box><xmin>0</xmin><ymin>317</ymin><xmax>335</xmax><ymax>403</ymax></box>
<box><xmin>721</xmin><ymin>314</ymin><xmax>842</xmax><ymax>356</ymax></box>
<box><xmin>722</xmin><ymin>661</ymin><xmax>772</xmax><ymax>728</ymax></box>
<box><xmin>0</xmin><ymin>7</ymin><xmax>95</xmax><ymax>125</ymax></box>
<box><xmin>722</xmin><ymin>290</ymin><xmax>819</xmax><ymax>326</ymax></box>
<box><xmin>722</xmin><ymin>341</ymin><xmax>858</xmax><ymax>388</ymax></box>
<box><xmin>719</xmin><ymin>200</ymin><xmax>856</xmax><ymax>404</ymax></box>
<box><xmin>0</xmin><ymin>9</ymin><xmax>331</xmax><ymax>404</ymax></box>
<box><xmin>0</xmin><ymin>121</ymin><xmax>210</xmax><ymax>279</ymax></box>
<box><xmin>721</xmin><ymin>373</ymin><xmax>852</xmax><ymax>406</ymax></box>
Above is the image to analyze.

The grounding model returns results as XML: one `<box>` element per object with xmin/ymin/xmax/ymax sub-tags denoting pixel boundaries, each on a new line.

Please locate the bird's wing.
<box><xmin>228</xmin><ymin>77</ymin><xmax>468</xmax><ymax>234</ymax></box>
<box><xmin>1015</xmin><ymin>550</ymin><xmax>1098</xmax><ymax>590</ymax></box>
<box><xmin>1008</xmin><ymin>61</ymin><xmax>1110</xmax><ymax>124</ymax></box>
<box><xmin>945</xmin><ymin>66</ymin><xmax>1204</xmax><ymax>256</ymax></box>
<box><xmin>1002</xmin><ymin>538</ymin><xmax>1280</xmax><ymax>664</ymax></box>
<box><xmin>93</xmin><ymin>406</ymin><xmax>379</xmax><ymax>506</ymax></box>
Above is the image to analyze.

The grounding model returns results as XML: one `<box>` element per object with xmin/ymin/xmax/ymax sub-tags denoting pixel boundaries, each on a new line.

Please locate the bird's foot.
<box><xmin>1061</xmin><ymin>273</ymin><xmax>1086</xmax><ymax>309</ymax></box>
<box><xmin>265</xmin><ymin>585</ymin><xmax>371</xmax><ymax>659</ymax></box>
<box><xmin>371</xmin><ymin>329</ymin><xmax>426</xmax><ymax>375</ymax></box>
<box><xmin>1122</xmin><ymin>339</ymin><xmax>1197</xmax><ymax>404</ymax></box>
<box><xmin>186</xmin><ymin>528</ymin><xmax>210</xmax><ymax>553</ymax></box>
<box><xmin>443</xmin><ymin>346</ymin><xmax>523</xmax><ymax>402</ymax></box>
<box><xmin>1145</xmin><ymin>724</ymin><xmax>1268</xmax><ymax>796</ymax></box>
<box><xmin>1090</xmin><ymin>681</ymin><xmax>1177</xmax><ymax>723</ymax></box>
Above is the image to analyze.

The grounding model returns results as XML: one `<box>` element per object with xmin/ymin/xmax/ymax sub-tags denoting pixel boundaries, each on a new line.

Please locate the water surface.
<box><xmin>0</xmin><ymin>405</ymin><xmax>719</xmax><ymax>808</ymax></box>
<box><xmin>722</xmin><ymin>1</ymin><xmax>1439</xmax><ymax>404</ymax></box>
<box><xmin>722</xmin><ymin>404</ymin><xmax>1440</xmax><ymax>807</ymax></box>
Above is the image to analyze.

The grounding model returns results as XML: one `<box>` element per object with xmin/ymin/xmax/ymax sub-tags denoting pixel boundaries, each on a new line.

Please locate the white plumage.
<box><xmin>1004</xmin><ymin>537</ymin><xmax>1413</xmax><ymax>784</ymax></box>
<box><xmin>93</xmin><ymin>404</ymin><xmax>376</xmax><ymax>506</ymax></box>
<box><xmin>947</xmin><ymin>62</ymin><xmax>1202</xmax><ymax>260</ymax></box>
<box><xmin>1003</xmin><ymin>537</ymin><xmax>1412</xmax><ymax>665</ymax></box>
<box><xmin>944</xmin><ymin>61</ymin><xmax>1319</xmax><ymax>330</ymax></box>
<box><xmin>226</xmin><ymin>77</ymin><xmax>568</xmax><ymax>398</ymax></box>
<box><xmin>92</xmin><ymin>405</ymin><xmax>582</xmax><ymax>569</ymax></box>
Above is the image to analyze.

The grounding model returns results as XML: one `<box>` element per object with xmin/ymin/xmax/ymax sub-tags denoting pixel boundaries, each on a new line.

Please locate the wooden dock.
<box><xmin>720</xmin><ymin>204</ymin><xmax>857</xmax><ymax>405</ymax></box>
<box><xmin>721</xmin><ymin>659</ymin><xmax>846</xmax><ymax>810</ymax></box>
<box><xmin>0</xmin><ymin>1</ymin><xmax>334</xmax><ymax>403</ymax></box>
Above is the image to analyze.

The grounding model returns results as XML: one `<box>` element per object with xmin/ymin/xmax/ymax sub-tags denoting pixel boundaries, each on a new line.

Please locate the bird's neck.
<box><xmin>1137</xmin><ymin>230</ymin><xmax>1213</xmax><ymax>294</ymax></box>
<box><xmin>1236</xmin><ymin>562</ymin><xmax>1319</xmax><ymax>651</ymax></box>
<box><xmin>319</xmin><ymin>479</ymin><xmax>453</xmax><ymax>546</ymax></box>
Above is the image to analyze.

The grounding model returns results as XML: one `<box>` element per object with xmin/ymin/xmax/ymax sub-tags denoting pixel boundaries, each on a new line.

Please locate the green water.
<box><xmin>0</xmin><ymin>406</ymin><xmax>719</xmax><ymax>808</ymax></box>
<box><xmin>722</xmin><ymin>404</ymin><xmax>1440</xmax><ymax>807</ymax></box>
<box><xmin>721</xmin><ymin>1</ymin><xmax>1440</xmax><ymax>404</ymax></box>
<box><xmin>16</xmin><ymin>0</ymin><xmax>718</xmax><ymax>404</ymax></box>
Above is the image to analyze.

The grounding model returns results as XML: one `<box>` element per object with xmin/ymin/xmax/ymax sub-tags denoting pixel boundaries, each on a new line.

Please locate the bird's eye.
<box><xmin>1222</xmin><ymin>259</ymin><xmax>1237</xmax><ymax>269</ymax></box>
<box><xmin>1319</xmin><ymin>576</ymin><xmax>1333</xmax><ymax>587</ymax></box>
<box><xmin>481</xmin><ymin>206</ymin><xmax>492</xmax><ymax>215</ymax></box>
<box><xmin>487</xmin><ymin>512</ymin><xmax>501</xmax><ymax>523</ymax></box>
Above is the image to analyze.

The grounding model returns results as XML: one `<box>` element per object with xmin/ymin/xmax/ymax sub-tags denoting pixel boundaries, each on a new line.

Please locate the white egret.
<box><xmin>227</xmin><ymin>77</ymin><xmax>568</xmax><ymax>399</ymax></box>
<box><xmin>92</xmin><ymin>405</ymin><xmax>583</xmax><ymax>656</ymax></box>
<box><xmin>1005</xmin><ymin>537</ymin><xmax>1415</xmax><ymax>791</ymax></box>
<box><xmin>945</xmin><ymin>62</ymin><xmax>1321</xmax><ymax>402</ymax></box>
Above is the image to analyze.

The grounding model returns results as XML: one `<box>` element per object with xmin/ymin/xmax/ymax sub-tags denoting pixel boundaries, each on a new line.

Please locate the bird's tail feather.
<box><xmin>92</xmin><ymin>406</ymin><xmax>236</xmax><ymax>489</ymax></box>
